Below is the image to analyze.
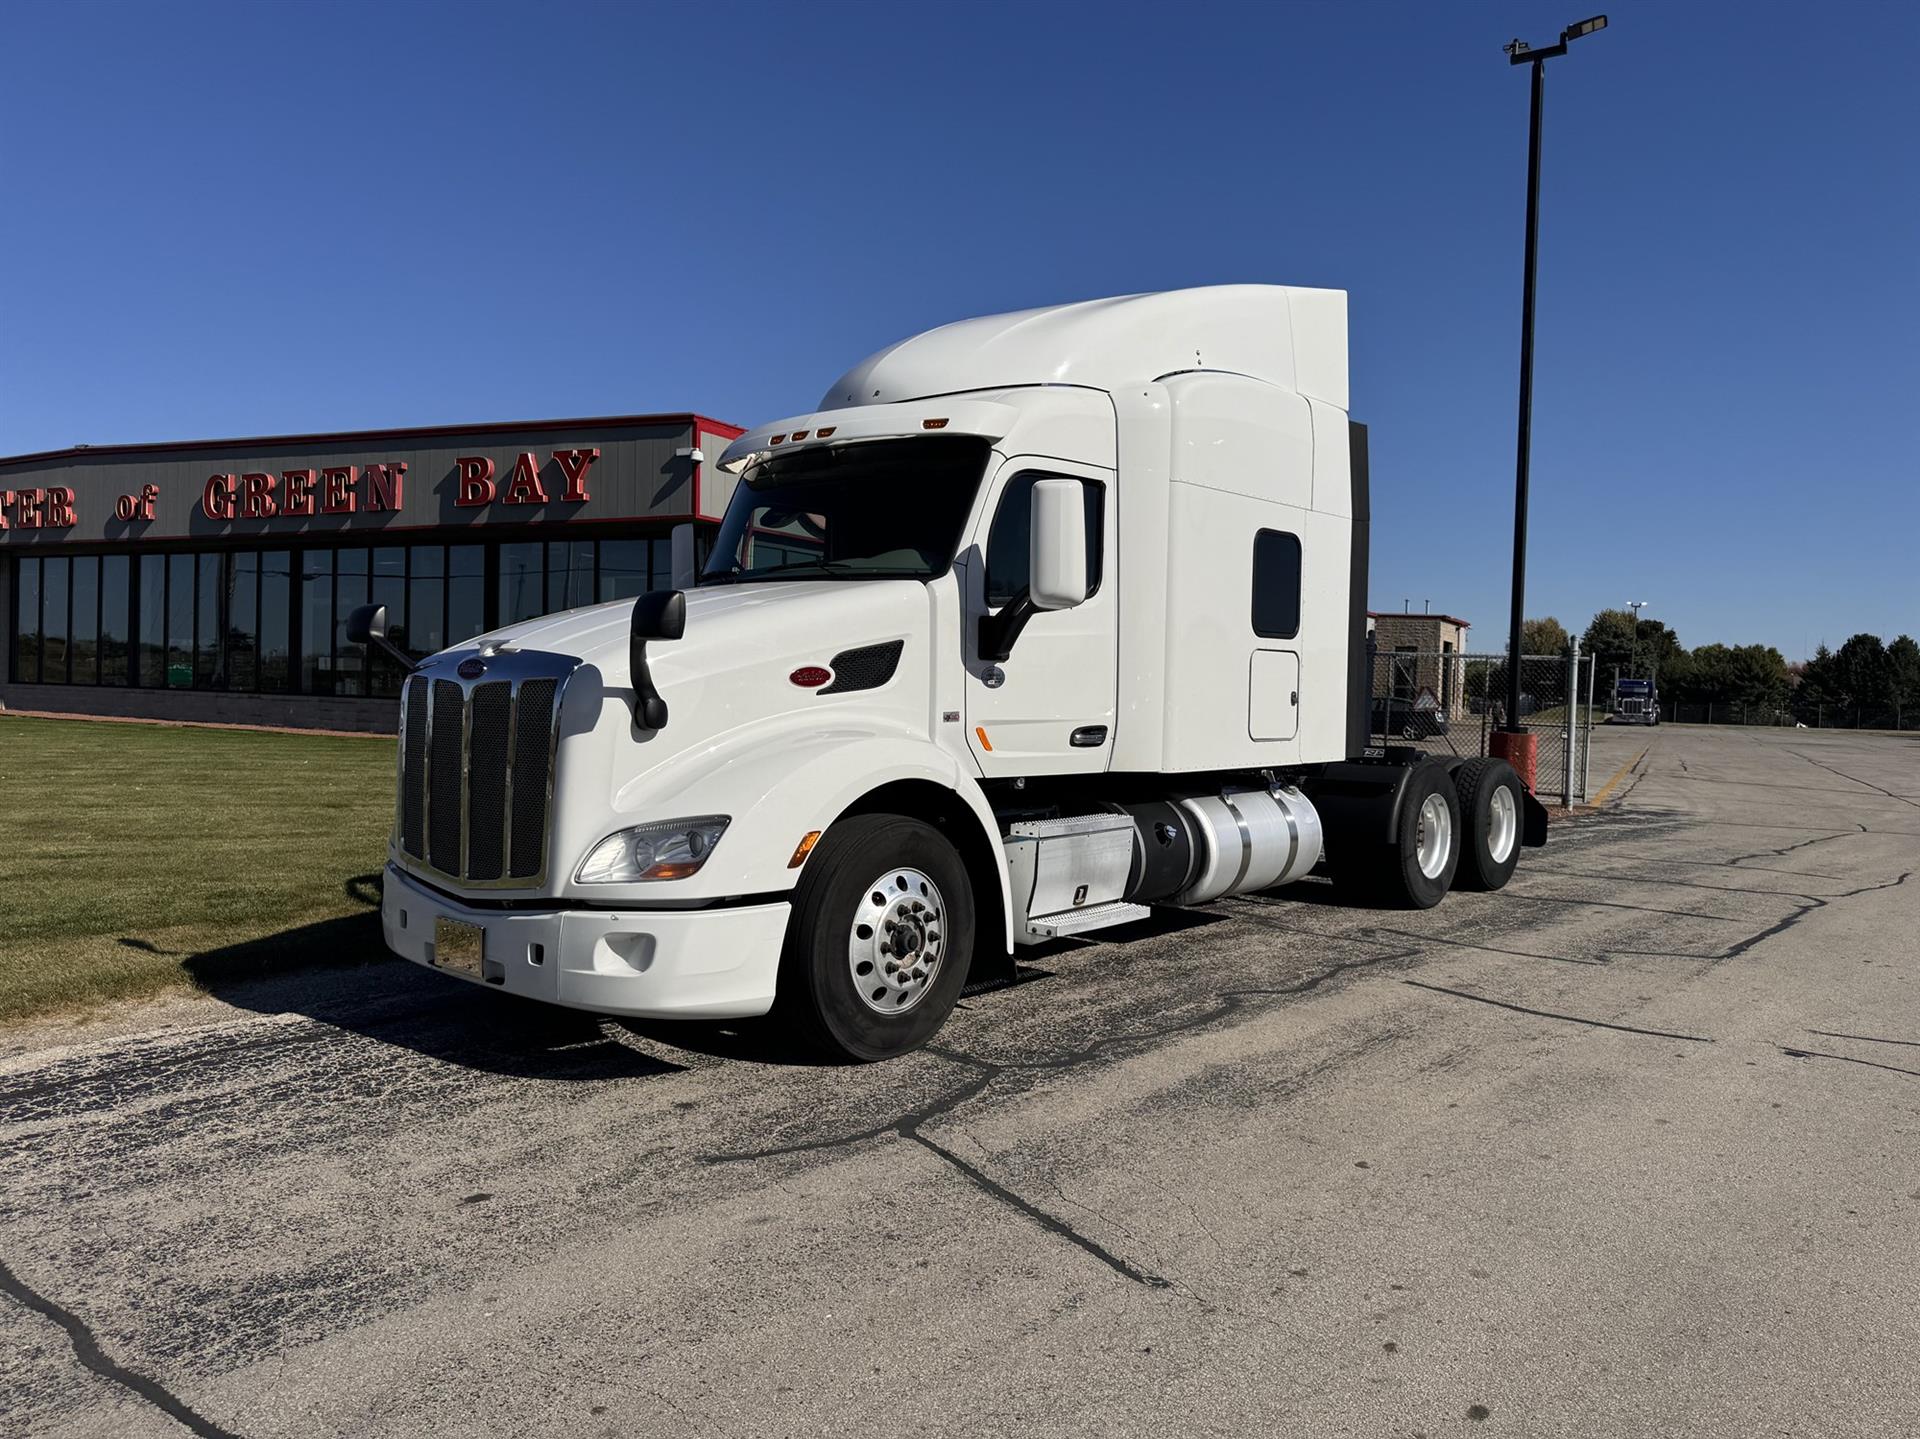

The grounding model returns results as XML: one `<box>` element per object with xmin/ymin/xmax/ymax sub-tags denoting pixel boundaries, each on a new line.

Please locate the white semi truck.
<box><xmin>356</xmin><ymin>286</ymin><xmax>1545</xmax><ymax>1060</ymax></box>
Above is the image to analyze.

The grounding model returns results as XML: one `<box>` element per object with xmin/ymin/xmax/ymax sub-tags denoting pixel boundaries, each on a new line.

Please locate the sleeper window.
<box><xmin>984</xmin><ymin>475</ymin><xmax>1105</xmax><ymax>608</ymax></box>
<box><xmin>1250</xmin><ymin>529</ymin><xmax>1302</xmax><ymax>639</ymax></box>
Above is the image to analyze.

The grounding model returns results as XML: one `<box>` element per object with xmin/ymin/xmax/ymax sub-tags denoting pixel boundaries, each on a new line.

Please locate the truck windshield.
<box><xmin>702</xmin><ymin>435</ymin><xmax>991</xmax><ymax>584</ymax></box>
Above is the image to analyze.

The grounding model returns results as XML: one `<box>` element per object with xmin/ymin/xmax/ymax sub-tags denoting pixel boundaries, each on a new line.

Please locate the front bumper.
<box><xmin>381</xmin><ymin>864</ymin><xmax>789</xmax><ymax>1019</ymax></box>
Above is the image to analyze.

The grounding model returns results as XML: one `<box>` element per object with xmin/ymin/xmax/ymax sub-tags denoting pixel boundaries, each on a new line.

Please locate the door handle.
<box><xmin>1070</xmin><ymin>725</ymin><xmax>1108</xmax><ymax>747</ymax></box>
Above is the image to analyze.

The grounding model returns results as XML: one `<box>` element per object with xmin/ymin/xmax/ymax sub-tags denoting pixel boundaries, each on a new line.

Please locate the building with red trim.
<box><xmin>0</xmin><ymin>413</ymin><xmax>743</xmax><ymax>731</ymax></box>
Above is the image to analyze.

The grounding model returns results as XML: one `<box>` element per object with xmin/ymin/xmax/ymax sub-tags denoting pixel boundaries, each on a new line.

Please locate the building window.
<box><xmin>71</xmin><ymin>555</ymin><xmax>100</xmax><ymax>685</ymax></box>
<box><xmin>448</xmin><ymin>545</ymin><xmax>485</xmax><ymax>646</ymax></box>
<box><xmin>13</xmin><ymin>555</ymin><xmax>40</xmax><ymax>683</ymax></box>
<box><xmin>8</xmin><ymin>528</ymin><xmax>693</xmax><ymax>695</ymax></box>
<box><xmin>42</xmin><ymin>555</ymin><xmax>70</xmax><ymax>683</ymax></box>
<box><xmin>499</xmin><ymin>542</ymin><xmax>542</xmax><ymax>626</ymax></box>
<box><xmin>260</xmin><ymin>550</ymin><xmax>292</xmax><ymax>692</ymax></box>
<box><xmin>138</xmin><ymin>554</ymin><xmax>165</xmax><ymax>686</ymax></box>
<box><xmin>1250</xmin><ymin>529</ymin><xmax>1302</xmax><ymax>640</ymax></box>
<box><xmin>102</xmin><ymin>554</ymin><xmax>130</xmax><ymax>685</ymax></box>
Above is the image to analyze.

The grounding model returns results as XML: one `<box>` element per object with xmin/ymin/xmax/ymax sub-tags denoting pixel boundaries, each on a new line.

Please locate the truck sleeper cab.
<box><xmin>370</xmin><ymin>286</ymin><xmax>1546</xmax><ymax>1060</ymax></box>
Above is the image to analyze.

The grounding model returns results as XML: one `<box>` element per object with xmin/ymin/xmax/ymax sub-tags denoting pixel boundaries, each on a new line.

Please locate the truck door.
<box><xmin>965</xmin><ymin>459</ymin><xmax>1117</xmax><ymax>775</ymax></box>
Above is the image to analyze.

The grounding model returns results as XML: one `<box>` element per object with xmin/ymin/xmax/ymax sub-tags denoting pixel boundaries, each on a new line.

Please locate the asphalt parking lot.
<box><xmin>3</xmin><ymin>725</ymin><xmax>1917</xmax><ymax>1438</ymax></box>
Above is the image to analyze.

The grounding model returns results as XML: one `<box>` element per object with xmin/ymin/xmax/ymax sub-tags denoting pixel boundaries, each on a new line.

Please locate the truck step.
<box><xmin>1023</xmin><ymin>900</ymin><xmax>1151</xmax><ymax>942</ymax></box>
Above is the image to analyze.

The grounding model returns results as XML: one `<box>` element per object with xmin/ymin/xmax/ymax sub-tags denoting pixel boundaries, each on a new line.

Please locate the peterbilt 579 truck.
<box><xmin>355</xmin><ymin>286</ymin><xmax>1545</xmax><ymax>1061</ymax></box>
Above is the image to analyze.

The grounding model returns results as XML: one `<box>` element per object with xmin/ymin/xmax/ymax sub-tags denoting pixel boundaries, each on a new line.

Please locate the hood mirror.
<box><xmin>630</xmin><ymin>590</ymin><xmax>686</xmax><ymax>730</ymax></box>
<box><xmin>345</xmin><ymin>603</ymin><xmax>417</xmax><ymax>673</ymax></box>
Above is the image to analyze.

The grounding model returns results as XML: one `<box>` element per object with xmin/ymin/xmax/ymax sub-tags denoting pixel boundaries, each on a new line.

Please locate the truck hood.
<box><xmin>438</xmin><ymin>580</ymin><xmax>934</xmax><ymax>812</ymax></box>
<box><xmin>465</xmin><ymin>580</ymin><xmax>925</xmax><ymax>695</ymax></box>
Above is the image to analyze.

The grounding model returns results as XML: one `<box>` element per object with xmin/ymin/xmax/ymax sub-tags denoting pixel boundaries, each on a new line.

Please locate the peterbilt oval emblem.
<box><xmin>457</xmin><ymin>657</ymin><xmax>487</xmax><ymax>680</ymax></box>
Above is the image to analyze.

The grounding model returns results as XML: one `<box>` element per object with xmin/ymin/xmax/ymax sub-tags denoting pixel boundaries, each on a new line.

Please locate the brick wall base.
<box><xmin>0</xmin><ymin>683</ymin><xmax>398</xmax><ymax>735</ymax></box>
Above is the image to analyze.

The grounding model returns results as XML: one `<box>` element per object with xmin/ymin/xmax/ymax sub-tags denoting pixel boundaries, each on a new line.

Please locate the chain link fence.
<box><xmin>1661</xmin><ymin>699</ymin><xmax>1919</xmax><ymax>730</ymax></box>
<box><xmin>1366</xmin><ymin>644</ymin><xmax>1599</xmax><ymax>805</ymax></box>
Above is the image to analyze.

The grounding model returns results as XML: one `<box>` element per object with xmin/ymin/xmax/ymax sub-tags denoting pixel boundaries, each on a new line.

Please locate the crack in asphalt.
<box><xmin>1777</xmin><ymin>1046</ymin><xmax>1920</xmax><ymax>1081</ymax></box>
<box><xmin>0</xmin><ymin>1255</ymin><xmax>245</xmax><ymax>1439</ymax></box>
<box><xmin>1726</xmin><ymin>829</ymin><xmax>1861</xmax><ymax>867</ymax></box>
<box><xmin>1806</xmin><ymin>1030</ymin><xmax>1920</xmax><ymax>1050</ymax></box>
<box><xmin>1787</xmin><ymin>750</ymin><xmax>1920</xmax><ymax>810</ymax></box>
<box><xmin>704</xmin><ymin>946</ymin><xmax>1416</xmax><ymax>1288</ymax></box>
<box><xmin>1401</xmin><ymin>980</ymin><xmax>1715</xmax><ymax>1042</ymax></box>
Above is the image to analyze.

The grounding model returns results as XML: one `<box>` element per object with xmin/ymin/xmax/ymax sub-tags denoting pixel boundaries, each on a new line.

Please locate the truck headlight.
<box><xmin>576</xmin><ymin>816</ymin><xmax>731</xmax><ymax>883</ymax></box>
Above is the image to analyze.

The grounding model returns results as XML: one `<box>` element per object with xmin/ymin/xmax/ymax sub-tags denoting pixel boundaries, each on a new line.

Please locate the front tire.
<box><xmin>776</xmin><ymin>814</ymin><xmax>974</xmax><ymax>1062</ymax></box>
<box><xmin>1452</xmin><ymin>757</ymin><xmax>1523</xmax><ymax>891</ymax></box>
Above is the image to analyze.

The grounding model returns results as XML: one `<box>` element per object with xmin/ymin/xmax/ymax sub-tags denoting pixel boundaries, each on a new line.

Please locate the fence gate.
<box><xmin>1366</xmin><ymin>644</ymin><xmax>1596</xmax><ymax>806</ymax></box>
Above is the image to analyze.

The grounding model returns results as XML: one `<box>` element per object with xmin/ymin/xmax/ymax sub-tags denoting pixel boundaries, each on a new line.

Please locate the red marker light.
<box><xmin>922</xmin><ymin>418</ymin><xmax>949</xmax><ymax>430</ymax></box>
<box><xmin>791</xmin><ymin>429</ymin><xmax>809</xmax><ymax>441</ymax></box>
<box><xmin>815</xmin><ymin>426</ymin><xmax>836</xmax><ymax>438</ymax></box>
<box><xmin>790</xmin><ymin>666</ymin><xmax>832</xmax><ymax>688</ymax></box>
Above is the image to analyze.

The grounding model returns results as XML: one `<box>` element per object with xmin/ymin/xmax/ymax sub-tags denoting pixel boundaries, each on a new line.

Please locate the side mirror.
<box><xmin>629</xmin><ymin>590</ymin><xmax>686</xmax><ymax>731</ymax></box>
<box><xmin>671</xmin><ymin>523</ymin><xmax>698</xmax><ymax>590</ymax></box>
<box><xmin>1029</xmin><ymin>478</ymin><xmax>1088</xmax><ymax>611</ymax></box>
<box><xmin>346</xmin><ymin>603</ymin><xmax>416</xmax><ymax>673</ymax></box>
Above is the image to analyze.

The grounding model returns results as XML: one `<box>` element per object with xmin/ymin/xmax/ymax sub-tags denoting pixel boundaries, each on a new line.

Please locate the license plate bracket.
<box><xmin>433</xmin><ymin>917</ymin><xmax>486</xmax><ymax>979</ymax></box>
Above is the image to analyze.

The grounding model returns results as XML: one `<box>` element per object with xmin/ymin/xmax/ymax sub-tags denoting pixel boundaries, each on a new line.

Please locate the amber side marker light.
<box><xmin>922</xmin><ymin>417</ymin><xmax>949</xmax><ymax>429</ymax></box>
<box><xmin>788</xmin><ymin>830</ymin><xmax>823</xmax><ymax>868</ymax></box>
<box><xmin>974</xmin><ymin>726</ymin><xmax>993</xmax><ymax>751</ymax></box>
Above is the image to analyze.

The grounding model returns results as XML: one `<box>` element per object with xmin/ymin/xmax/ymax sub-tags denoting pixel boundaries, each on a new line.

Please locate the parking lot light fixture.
<box><xmin>1496</xmin><ymin>14</ymin><xmax>1611</xmax><ymax>776</ymax></box>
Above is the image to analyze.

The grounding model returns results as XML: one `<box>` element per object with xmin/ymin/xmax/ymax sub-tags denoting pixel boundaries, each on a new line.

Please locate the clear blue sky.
<box><xmin>4</xmin><ymin>1</ymin><xmax>1914</xmax><ymax>660</ymax></box>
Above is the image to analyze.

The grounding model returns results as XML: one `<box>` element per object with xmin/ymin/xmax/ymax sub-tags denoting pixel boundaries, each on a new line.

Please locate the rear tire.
<box><xmin>1452</xmin><ymin>757</ymin><xmax>1523</xmax><ymax>891</ymax></box>
<box><xmin>1374</xmin><ymin>761</ymin><xmax>1460</xmax><ymax>908</ymax></box>
<box><xmin>775</xmin><ymin>813</ymin><xmax>974</xmax><ymax>1062</ymax></box>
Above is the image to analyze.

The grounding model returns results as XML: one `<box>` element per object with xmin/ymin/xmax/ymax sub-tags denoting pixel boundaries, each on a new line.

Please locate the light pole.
<box><xmin>1627</xmin><ymin>599</ymin><xmax>1647</xmax><ymax>678</ymax></box>
<box><xmin>1495</xmin><ymin>14</ymin><xmax>1609</xmax><ymax>783</ymax></box>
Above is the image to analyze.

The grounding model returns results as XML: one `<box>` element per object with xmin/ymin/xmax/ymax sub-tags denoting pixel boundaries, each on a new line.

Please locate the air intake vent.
<box><xmin>391</xmin><ymin>655</ymin><xmax>576</xmax><ymax>889</ymax></box>
<box><xmin>820</xmin><ymin>640</ymin><xmax>904</xmax><ymax>694</ymax></box>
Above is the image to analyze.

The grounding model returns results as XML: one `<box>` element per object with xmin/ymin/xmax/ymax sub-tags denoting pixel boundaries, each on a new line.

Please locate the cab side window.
<box><xmin>984</xmin><ymin>474</ymin><xmax>1105</xmax><ymax>608</ymax></box>
<box><xmin>1250</xmin><ymin>529</ymin><xmax>1301</xmax><ymax>638</ymax></box>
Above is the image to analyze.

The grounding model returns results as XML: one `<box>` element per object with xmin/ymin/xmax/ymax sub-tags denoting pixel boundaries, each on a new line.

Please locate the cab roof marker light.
<box><xmin>791</xmin><ymin>430</ymin><xmax>809</xmax><ymax>441</ymax></box>
<box><xmin>922</xmin><ymin>418</ymin><xmax>949</xmax><ymax>430</ymax></box>
<box><xmin>770</xmin><ymin>433</ymin><xmax>787</xmax><ymax>445</ymax></box>
<box><xmin>815</xmin><ymin>426</ymin><xmax>836</xmax><ymax>438</ymax></box>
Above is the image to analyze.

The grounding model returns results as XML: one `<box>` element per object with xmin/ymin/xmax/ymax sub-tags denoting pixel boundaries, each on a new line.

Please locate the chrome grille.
<box><xmin>394</xmin><ymin>652</ymin><xmax>576</xmax><ymax>889</ymax></box>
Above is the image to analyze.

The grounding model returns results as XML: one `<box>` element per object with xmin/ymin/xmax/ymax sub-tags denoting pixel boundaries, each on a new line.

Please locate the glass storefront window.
<box><xmin>14</xmin><ymin>556</ymin><xmax>40</xmax><ymax>683</ymax></box>
<box><xmin>599</xmin><ymin>539</ymin><xmax>651</xmax><ymax>602</ymax></box>
<box><xmin>370</xmin><ymin>548</ymin><xmax>406</xmax><ymax>697</ymax></box>
<box><xmin>547</xmin><ymin>540</ymin><xmax>594</xmax><ymax>612</ymax></box>
<box><xmin>195</xmin><ymin>553</ymin><xmax>221</xmax><ymax>688</ymax></box>
<box><xmin>138</xmin><ymin>554</ymin><xmax>165</xmax><ymax>686</ymax></box>
<box><xmin>101</xmin><ymin>554</ymin><xmax>130</xmax><ymax>685</ymax></box>
<box><xmin>260</xmin><ymin>550</ymin><xmax>291</xmax><ymax>692</ymax></box>
<box><xmin>42</xmin><ymin>556</ymin><xmax>70</xmax><ymax>684</ymax></box>
<box><xmin>229</xmin><ymin>552</ymin><xmax>260</xmax><ymax>691</ymax></box>
<box><xmin>166</xmin><ymin>555</ymin><xmax>193</xmax><ymax>688</ymax></box>
<box><xmin>334</xmin><ymin>549</ymin><xmax>368</xmax><ymax>697</ymax></box>
<box><xmin>10</xmin><ymin>528</ymin><xmax>695</xmax><ymax>693</ymax></box>
<box><xmin>449</xmin><ymin>544</ymin><xmax>484</xmax><ymax>646</ymax></box>
<box><xmin>499</xmin><ymin>542</ymin><xmax>542</xmax><ymax>626</ymax></box>
<box><xmin>70</xmin><ymin>555</ymin><xmax>99</xmax><ymax>685</ymax></box>
<box><xmin>406</xmin><ymin>545</ymin><xmax>445</xmax><ymax>659</ymax></box>
<box><xmin>300</xmin><ymin>549</ymin><xmax>333</xmax><ymax>695</ymax></box>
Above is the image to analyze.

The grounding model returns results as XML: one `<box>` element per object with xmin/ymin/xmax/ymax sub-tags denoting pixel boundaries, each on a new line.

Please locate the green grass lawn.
<box><xmin>0</xmin><ymin>715</ymin><xmax>397</xmax><ymax>1023</ymax></box>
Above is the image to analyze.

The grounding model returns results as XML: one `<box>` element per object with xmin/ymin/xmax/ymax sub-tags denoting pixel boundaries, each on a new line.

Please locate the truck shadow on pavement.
<box><xmin>167</xmin><ymin>876</ymin><xmax>685</xmax><ymax>1083</ymax></box>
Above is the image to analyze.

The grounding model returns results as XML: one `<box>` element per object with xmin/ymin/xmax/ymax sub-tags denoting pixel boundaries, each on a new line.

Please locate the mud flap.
<box><xmin>1523</xmin><ymin>789</ymin><xmax>1550</xmax><ymax>848</ymax></box>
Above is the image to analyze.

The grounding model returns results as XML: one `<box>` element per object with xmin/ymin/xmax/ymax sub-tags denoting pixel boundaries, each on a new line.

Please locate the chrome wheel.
<box><xmin>847</xmin><ymin>867</ymin><xmax>946</xmax><ymax>1014</ymax></box>
<box><xmin>1415</xmin><ymin>791</ymin><xmax>1454</xmax><ymax>880</ymax></box>
<box><xmin>1487</xmin><ymin>784</ymin><xmax>1519</xmax><ymax>864</ymax></box>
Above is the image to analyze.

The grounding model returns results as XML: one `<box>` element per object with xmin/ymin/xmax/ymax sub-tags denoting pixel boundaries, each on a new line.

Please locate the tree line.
<box><xmin>1531</xmin><ymin>608</ymin><xmax>1920</xmax><ymax>727</ymax></box>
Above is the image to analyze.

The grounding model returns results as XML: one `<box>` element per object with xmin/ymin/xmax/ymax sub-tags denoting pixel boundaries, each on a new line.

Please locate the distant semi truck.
<box><xmin>1610</xmin><ymin>676</ymin><xmax>1658</xmax><ymax>725</ymax></box>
